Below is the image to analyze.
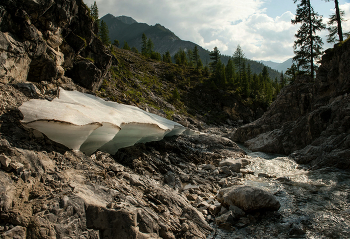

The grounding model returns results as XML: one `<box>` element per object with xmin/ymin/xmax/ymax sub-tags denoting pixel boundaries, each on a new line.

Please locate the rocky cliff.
<box><xmin>232</xmin><ymin>39</ymin><xmax>350</xmax><ymax>169</ymax></box>
<box><xmin>0</xmin><ymin>0</ymin><xmax>112</xmax><ymax>91</ymax></box>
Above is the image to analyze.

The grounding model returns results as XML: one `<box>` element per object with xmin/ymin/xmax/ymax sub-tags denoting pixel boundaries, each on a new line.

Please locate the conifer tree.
<box><xmin>174</xmin><ymin>49</ymin><xmax>188</xmax><ymax>66</ymax></box>
<box><xmin>292</xmin><ymin>0</ymin><xmax>326</xmax><ymax>79</ymax></box>
<box><xmin>324</xmin><ymin>0</ymin><xmax>349</xmax><ymax>42</ymax></box>
<box><xmin>131</xmin><ymin>46</ymin><xmax>138</xmax><ymax>53</ymax></box>
<box><xmin>209</xmin><ymin>47</ymin><xmax>220</xmax><ymax>72</ymax></box>
<box><xmin>123</xmin><ymin>41</ymin><xmax>131</xmax><ymax>50</ymax></box>
<box><xmin>197</xmin><ymin>58</ymin><xmax>203</xmax><ymax>71</ymax></box>
<box><xmin>90</xmin><ymin>1</ymin><xmax>99</xmax><ymax>22</ymax></box>
<box><xmin>233</xmin><ymin>45</ymin><xmax>245</xmax><ymax>83</ymax></box>
<box><xmin>225</xmin><ymin>58</ymin><xmax>235</xmax><ymax>86</ymax></box>
<box><xmin>90</xmin><ymin>1</ymin><xmax>100</xmax><ymax>33</ymax></box>
<box><xmin>99</xmin><ymin>20</ymin><xmax>110</xmax><ymax>45</ymax></box>
<box><xmin>192</xmin><ymin>46</ymin><xmax>200</xmax><ymax>70</ymax></box>
<box><xmin>141</xmin><ymin>33</ymin><xmax>148</xmax><ymax>56</ymax></box>
<box><xmin>113</xmin><ymin>39</ymin><xmax>120</xmax><ymax>48</ymax></box>
<box><xmin>147</xmin><ymin>39</ymin><xmax>154</xmax><ymax>56</ymax></box>
<box><xmin>162</xmin><ymin>51</ymin><xmax>172</xmax><ymax>63</ymax></box>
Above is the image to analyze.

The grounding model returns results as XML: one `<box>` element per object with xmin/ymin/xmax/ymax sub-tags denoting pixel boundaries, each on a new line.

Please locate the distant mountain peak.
<box><xmin>116</xmin><ymin>15</ymin><xmax>137</xmax><ymax>25</ymax></box>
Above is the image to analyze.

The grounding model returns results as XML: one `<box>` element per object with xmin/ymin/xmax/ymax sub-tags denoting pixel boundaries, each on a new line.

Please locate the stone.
<box><xmin>217</xmin><ymin>185</ymin><xmax>281</xmax><ymax>212</ymax></box>
<box><xmin>0</xmin><ymin>154</ymin><xmax>11</xmax><ymax>168</ymax></box>
<box><xmin>1</xmin><ymin>226</ymin><xmax>26</xmax><ymax>239</ymax></box>
<box><xmin>201</xmin><ymin>164</ymin><xmax>215</xmax><ymax>170</ymax></box>
<box><xmin>110</xmin><ymin>163</ymin><xmax>124</xmax><ymax>172</ymax></box>
<box><xmin>219</xmin><ymin>159</ymin><xmax>241</xmax><ymax>173</ymax></box>
<box><xmin>229</xmin><ymin>205</ymin><xmax>245</xmax><ymax>217</ymax></box>
<box><xmin>9</xmin><ymin>162</ymin><xmax>24</xmax><ymax>174</ymax></box>
<box><xmin>187</xmin><ymin>194</ymin><xmax>198</xmax><ymax>201</ymax></box>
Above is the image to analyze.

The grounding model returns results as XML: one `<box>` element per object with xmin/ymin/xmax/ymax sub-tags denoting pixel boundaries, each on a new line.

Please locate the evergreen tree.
<box><xmin>174</xmin><ymin>49</ymin><xmax>188</xmax><ymax>66</ymax></box>
<box><xmin>209</xmin><ymin>47</ymin><xmax>220</xmax><ymax>72</ymax></box>
<box><xmin>197</xmin><ymin>58</ymin><xmax>203</xmax><ymax>71</ymax></box>
<box><xmin>113</xmin><ymin>39</ymin><xmax>120</xmax><ymax>48</ymax></box>
<box><xmin>99</xmin><ymin>20</ymin><xmax>110</xmax><ymax>45</ymax></box>
<box><xmin>131</xmin><ymin>46</ymin><xmax>138</xmax><ymax>53</ymax></box>
<box><xmin>141</xmin><ymin>33</ymin><xmax>148</xmax><ymax>56</ymax></box>
<box><xmin>192</xmin><ymin>46</ymin><xmax>200</xmax><ymax>70</ymax></box>
<box><xmin>162</xmin><ymin>51</ymin><xmax>172</xmax><ymax>63</ymax></box>
<box><xmin>225</xmin><ymin>58</ymin><xmax>235</xmax><ymax>86</ymax></box>
<box><xmin>245</xmin><ymin>64</ymin><xmax>252</xmax><ymax>96</ymax></box>
<box><xmin>90</xmin><ymin>1</ymin><xmax>99</xmax><ymax>22</ymax></box>
<box><xmin>123</xmin><ymin>41</ymin><xmax>131</xmax><ymax>50</ymax></box>
<box><xmin>233</xmin><ymin>45</ymin><xmax>245</xmax><ymax>83</ymax></box>
<box><xmin>187</xmin><ymin>49</ymin><xmax>193</xmax><ymax>67</ymax></box>
<box><xmin>90</xmin><ymin>1</ymin><xmax>100</xmax><ymax>34</ymax></box>
<box><xmin>326</xmin><ymin>1</ymin><xmax>350</xmax><ymax>43</ymax></box>
<box><xmin>292</xmin><ymin>0</ymin><xmax>326</xmax><ymax>79</ymax></box>
<box><xmin>147</xmin><ymin>39</ymin><xmax>154</xmax><ymax>56</ymax></box>
<box><xmin>324</xmin><ymin>0</ymin><xmax>349</xmax><ymax>42</ymax></box>
<box><xmin>150</xmin><ymin>52</ymin><xmax>161</xmax><ymax>61</ymax></box>
<box><xmin>280</xmin><ymin>71</ymin><xmax>287</xmax><ymax>88</ymax></box>
<box><xmin>285</xmin><ymin>63</ymin><xmax>298</xmax><ymax>83</ymax></box>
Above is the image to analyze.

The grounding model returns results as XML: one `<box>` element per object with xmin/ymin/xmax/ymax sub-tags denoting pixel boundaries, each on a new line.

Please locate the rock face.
<box><xmin>0</xmin><ymin>0</ymin><xmax>112</xmax><ymax>91</ymax></box>
<box><xmin>232</xmin><ymin>40</ymin><xmax>350</xmax><ymax>169</ymax></box>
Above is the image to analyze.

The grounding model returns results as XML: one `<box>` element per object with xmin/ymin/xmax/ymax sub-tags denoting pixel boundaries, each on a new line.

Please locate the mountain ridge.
<box><xmin>260</xmin><ymin>58</ymin><xmax>293</xmax><ymax>73</ymax></box>
<box><xmin>101</xmin><ymin>14</ymin><xmax>281</xmax><ymax>80</ymax></box>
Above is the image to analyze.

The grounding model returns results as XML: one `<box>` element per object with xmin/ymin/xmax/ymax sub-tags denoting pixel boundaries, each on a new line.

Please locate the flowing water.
<box><xmin>208</xmin><ymin>146</ymin><xmax>350</xmax><ymax>238</ymax></box>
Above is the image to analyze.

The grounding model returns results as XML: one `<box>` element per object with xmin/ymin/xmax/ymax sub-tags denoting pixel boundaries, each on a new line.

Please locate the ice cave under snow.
<box><xmin>19</xmin><ymin>88</ymin><xmax>194</xmax><ymax>155</ymax></box>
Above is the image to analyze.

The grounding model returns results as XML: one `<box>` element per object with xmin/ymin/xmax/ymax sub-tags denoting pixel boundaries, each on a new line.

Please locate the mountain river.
<box><xmin>208</xmin><ymin>146</ymin><xmax>350</xmax><ymax>238</ymax></box>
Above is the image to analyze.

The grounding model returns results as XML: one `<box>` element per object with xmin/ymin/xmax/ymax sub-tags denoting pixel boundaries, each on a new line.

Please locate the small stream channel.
<box><xmin>208</xmin><ymin>145</ymin><xmax>350</xmax><ymax>238</ymax></box>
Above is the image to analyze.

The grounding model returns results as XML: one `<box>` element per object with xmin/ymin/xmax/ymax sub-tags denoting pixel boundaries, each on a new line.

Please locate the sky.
<box><xmin>84</xmin><ymin>0</ymin><xmax>350</xmax><ymax>63</ymax></box>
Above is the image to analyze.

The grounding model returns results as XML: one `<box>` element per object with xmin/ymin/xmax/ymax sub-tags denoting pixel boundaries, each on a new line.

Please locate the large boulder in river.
<box><xmin>217</xmin><ymin>185</ymin><xmax>280</xmax><ymax>212</ymax></box>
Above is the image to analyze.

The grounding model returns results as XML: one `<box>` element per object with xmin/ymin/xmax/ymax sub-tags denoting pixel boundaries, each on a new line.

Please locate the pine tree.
<box><xmin>90</xmin><ymin>1</ymin><xmax>100</xmax><ymax>33</ymax></box>
<box><xmin>113</xmin><ymin>39</ymin><xmax>120</xmax><ymax>48</ymax></box>
<box><xmin>209</xmin><ymin>47</ymin><xmax>220</xmax><ymax>73</ymax></box>
<box><xmin>225</xmin><ymin>58</ymin><xmax>235</xmax><ymax>86</ymax></box>
<box><xmin>324</xmin><ymin>0</ymin><xmax>350</xmax><ymax>42</ymax></box>
<box><xmin>292</xmin><ymin>0</ymin><xmax>326</xmax><ymax>79</ymax></box>
<box><xmin>285</xmin><ymin>63</ymin><xmax>298</xmax><ymax>83</ymax></box>
<box><xmin>123</xmin><ymin>41</ymin><xmax>131</xmax><ymax>50</ymax></box>
<box><xmin>147</xmin><ymin>39</ymin><xmax>154</xmax><ymax>56</ymax></box>
<box><xmin>99</xmin><ymin>20</ymin><xmax>110</xmax><ymax>45</ymax></box>
<box><xmin>233</xmin><ymin>45</ymin><xmax>245</xmax><ymax>83</ymax></box>
<box><xmin>174</xmin><ymin>49</ymin><xmax>188</xmax><ymax>66</ymax></box>
<box><xmin>162</xmin><ymin>51</ymin><xmax>172</xmax><ymax>63</ymax></box>
<box><xmin>90</xmin><ymin>1</ymin><xmax>99</xmax><ymax>21</ymax></box>
<box><xmin>141</xmin><ymin>33</ymin><xmax>148</xmax><ymax>56</ymax></box>
<box><xmin>131</xmin><ymin>46</ymin><xmax>138</xmax><ymax>53</ymax></box>
<box><xmin>192</xmin><ymin>46</ymin><xmax>200</xmax><ymax>70</ymax></box>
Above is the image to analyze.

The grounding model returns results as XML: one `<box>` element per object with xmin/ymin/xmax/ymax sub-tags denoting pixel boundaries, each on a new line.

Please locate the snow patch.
<box><xmin>19</xmin><ymin>88</ymin><xmax>191</xmax><ymax>155</ymax></box>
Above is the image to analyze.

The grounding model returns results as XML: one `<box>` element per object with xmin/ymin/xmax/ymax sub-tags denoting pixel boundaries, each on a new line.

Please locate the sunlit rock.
<box><xmin>19</xmin><ymin>88</ymin><xmax>189</xmax><ymax>155</ymax></box>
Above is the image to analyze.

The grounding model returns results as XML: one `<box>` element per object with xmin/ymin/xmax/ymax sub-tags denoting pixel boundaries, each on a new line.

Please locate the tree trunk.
<box><xmin>308</xmin><ymin>0</ymin><xmax>314</xmax><ymax>79</ymax></box>
<box><xmin>335</xmin><ymin>0</ymin><xmax>343</xmax><ymax>42</ymax></box>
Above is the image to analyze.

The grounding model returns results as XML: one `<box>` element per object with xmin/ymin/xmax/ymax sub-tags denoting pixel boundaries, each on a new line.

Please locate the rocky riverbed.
<box><xmin>1</xmin><ymin>82</ymin><xmax>349</xmax><ymax>238</ymax></box>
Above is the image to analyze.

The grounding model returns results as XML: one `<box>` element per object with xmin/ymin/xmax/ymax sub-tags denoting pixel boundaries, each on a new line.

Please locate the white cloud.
<box><xmin>84</xmin><ymin>0</ymin><xmax>302</xmax><ymax>62</ymax></box>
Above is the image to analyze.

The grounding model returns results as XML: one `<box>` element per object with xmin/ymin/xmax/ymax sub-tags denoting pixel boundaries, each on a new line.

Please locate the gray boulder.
<box><xmin>217</xmin><ymin>185</ymin><xmax>280</xmax><ymax>212</ymax></box>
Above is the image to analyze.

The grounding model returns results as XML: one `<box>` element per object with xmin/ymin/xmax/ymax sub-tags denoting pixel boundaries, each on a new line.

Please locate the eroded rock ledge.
<box><xmin>232</xmin><ymin>40</ymin><xmax>350</xmax><ymax>169</ymax></box>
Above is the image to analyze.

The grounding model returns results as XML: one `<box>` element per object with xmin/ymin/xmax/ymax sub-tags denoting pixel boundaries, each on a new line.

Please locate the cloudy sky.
<box><xmin>84</xmin><ymin>0</ymin><xmax>350</xmax><ymax>63</ymax></box>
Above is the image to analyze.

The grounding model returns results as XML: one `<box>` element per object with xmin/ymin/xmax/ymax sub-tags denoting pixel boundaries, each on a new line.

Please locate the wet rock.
<box><xmin>229</xmin><ymin>205</ymin><xmax>245</xmax><ymax>217</ymax></box>
<box><xmin>217</xmin><ymin>185</ymin><xmax>281</xmax><ymax>212</ymax></box>
<box><xmin>219</xmin><ymin>158</ymin><xmax>241</xmax><ymax>173</ymax></box>
<box><xmin>215</xmin><ymin>211</ymin><xmax>236</xmax><ymax>228</ymax></box>
<box><xmin>288</xmin><ymin>223</ymin><xmax>306</xmax><ymax>236</ymax></box>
